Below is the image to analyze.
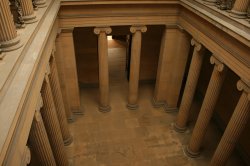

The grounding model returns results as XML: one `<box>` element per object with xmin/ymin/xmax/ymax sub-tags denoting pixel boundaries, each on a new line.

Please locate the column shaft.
<box><xmin>41</xmin><ymin>76</ymin><xmax>68</xmax><ymax>166</ymax></box>
<box><xmin>49</xmin><ymin>56</ymin><xmax>73</xmax><ymax>145</ymax></box>
<box><xmin>29</xmin><ymin>110</ymin><xmax>57</xmax><ymax>166</ymax></box>
<box><xmin>127</xmin><ymin>25</ymin><xmax>147</xmax><ymax>110</ymax></box>
<box><xmin>174</xmin><ymin>39</ymin><xmax>205</xmax><ymax>132</ymax></box>
<box><xmin>0</xmin><ymin>0</ymin><xmax>21</xmax><ymax>51</ymax></box>
<box><xmin>211</xmin><ymin>80</ymin><xmax>250</xmax><ymax>166</ymax></box>
<box><xmin>230</xmin><ymin>0</ymin><xmax>250</xmax><ymax>18</ymax></box>
<box><xmin>20</xmin><ymin>0</ymin><xmax>37</xmax><ymax>23</ymax></box>
<box><xmin>94</xmin><ymin>27</ymin><xmax>112</xmax><ymax>112</ymax></box>
<box><xmin>186</xmin><ymin>56</ymin><xmax>227</xmax><ymax>157</ymax></box>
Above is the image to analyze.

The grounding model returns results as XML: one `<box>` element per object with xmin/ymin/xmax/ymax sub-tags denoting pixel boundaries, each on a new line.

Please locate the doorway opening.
<box><xmin>107</xmin><ymin>34</ymin><xmax>130</xmax><ymax>86</ymax></box>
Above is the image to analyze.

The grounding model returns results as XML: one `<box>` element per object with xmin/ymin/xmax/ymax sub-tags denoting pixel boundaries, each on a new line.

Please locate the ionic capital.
<box><xmin>51</xmin><ymin>45</ymin><xmax>56</xmax><ymax>57</ymax></box>
<box><xmin>36</xmin><ymin>93</ymin><xmax>43</xmax><ymax>111</ymax></box>
<box><xmin>45</xmin><ymin>63</ymin><xmax>51</xmax><ymax>76</ymax></box>
<box><xmin>191</xmin><ymin>38</ymin><xmax>203</xmax><ymax>51</ymax></box>
<box><xmin>210</xmin><ymin>55</ymin><xmax>226</xmax><ymax>72</ymax></box>
<box><xmin>21</xmin><ymin>146</ymin><xmax>31</xmax><ymax>165</ymax></box>
<box><xmin>94</xmin><ymin>27</ymin><xmax>112</xmax><ymax>35</ymax></box>
<box><xmin>34</xmin><ymin>110</ymin><xmax>43</xmax><ymax>122</ymax></box>
<box><xmin>237</xmin><ymin>80</ymin><xmax>250</xmax><ymax>100</ymax></box>
<box><xmin>130</xmin><ymin>25</ymin><xmax>147</xmax><ymax>33</ymax></box>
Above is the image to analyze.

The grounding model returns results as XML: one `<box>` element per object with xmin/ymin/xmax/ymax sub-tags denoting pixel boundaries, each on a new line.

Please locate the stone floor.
<box><xmin>67</xmin><ymin>83</ymin><xmax>245</xmax><ymax>166</ymax></box>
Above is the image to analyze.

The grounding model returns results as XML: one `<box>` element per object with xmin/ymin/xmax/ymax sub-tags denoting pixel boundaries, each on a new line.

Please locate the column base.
<box><xmin>203</xmin><ymin>0</ymin><xmax>216</xmax><ymax>6</ymax></box>
<box><xmin>16</xmin><ymin>23</ymin><xmax>26</xmax><ymax>29</ymax></box>
<box><xmin>151</xmin><ymin>97</ymin><xmax>165</xmax><ymax>108</ymax></box>
<box><xmin>230</xmin><ymin>10</ymin><xmax>247</xmax><ymax>19</ymax></box>
<box><xmin>173</xmin><ymin>122</ymin><xmax>187</xmax><ymax>133</ymax></box>
<box><xmin>164</xmin><ymin>105</ymin><xmax>178</xmax><ymax>113</ymax></box>
<box><xmin>184</xmin><ymin>145</ymin><xmax>201</xmax><ymax>158</ymax></box>
<box><xmin>0</xmin><ymin>37</ymin><xmax>23</xmax><ymax>52</ymax></box>
<box><xmin>219</xmin><ymin>4</ymin><xmax>227</xmax><ymax>10</ymax></box>
<box><xmin>99</xmin><ymin>105</ymin><xmax>111</xmax><ymax>113</ymax></box>
<box><xmin>36</xmin><ymin>1</ymin><xmax>47</xmax><ymax>8</ymax></box>
<box><xmin>72</xmin><ymin>107</ymin><xmax>84</xmax><ymax>115</ymax></box>
<box><xmin>64</xmin><ymin>135</ymin><xmax>73</xmax><ymax>146</ymax></box>
<box><xmin>0</xmin><ymin>53</ymin><xmax>6</xmax><ymax>60</ymax></box>
<box><xmin>23</xmin><ymin>14</ymin><xmax>38</xmax><ymax>24</ymax></box>
<box><xmin>127</xmin><ymin>103</ymin><xmax>139</xmax><ymax>110</ymax></box>
<box><xmin>67</xmin><ymin>116</ymin><xmax>75</xmax><ymax>123</ymax></box>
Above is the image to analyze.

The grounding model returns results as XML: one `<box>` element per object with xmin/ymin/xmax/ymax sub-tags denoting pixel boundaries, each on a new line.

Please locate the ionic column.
<box><xmin>19</xmin><ymin>0</ymin><xmax>37</xmax><ymax>23</ymax></box>
<box><xmin>210</xmin><ymin>80</ymin><xmax>250</xmax><ymax>166</ymax></box>
<box><xmin>127</xmin><ymin>25</ymin><xmax>147</xmax><ymax>110</ymax></box>
<box><xmin>29</xmin><ymin>96</ymin><xmax>57</xmax><ymax>166</ymax></box>
<box><xmin>41</xmin><ymin>74</ymin><xmax>68</xmax><ymax>166</ymax></box>
<box><xmin>94</xmin><ymin>27</ymin><xmax>112</xmax><ymax>112</ymax></box>
<box><xmin>35</xmin><ymin>0</ymin><xmax>47</xmax><ymax>8</ymax></box>
<box><xmin>230</xmin><ymin>0</ymin><xmax>250</xmax><ymax>18</ymax></box>
<box><xmin>0</xmin><ymin>0</ymin><xmax>21</xmax><ymax>52</ymax></box>
<box><xmin>174</xmin><ymin>39</ymin><xmax>205</xmax><ymax>133</ymax></box>
<box><xmin>49</xmin><ymin>55</ymin><xmax>73</xmax><ymax>146</ymax></box>
<box><xmin>185</xmin><ymin>56</ymin><xmax>227</xmax><ymax>157</ymax></box>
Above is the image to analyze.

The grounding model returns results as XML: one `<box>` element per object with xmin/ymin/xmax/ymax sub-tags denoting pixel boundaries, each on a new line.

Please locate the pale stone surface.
<box><xmin>69</xmin><ymin>83</ymin><xmax>245</xmax><ymax>166</ymax></box>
